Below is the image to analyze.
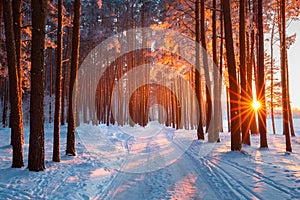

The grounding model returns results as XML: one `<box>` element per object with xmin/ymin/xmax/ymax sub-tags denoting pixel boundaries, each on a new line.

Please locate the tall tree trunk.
<box><xmin>12</xmin><ymin>0</ymin><xmax>22</xmax><ymax>92</ymax></box>
<box><xmin>240</xmin><ymin>0</ymin><xmax>250</xmax><ymax>145</ymax></box>
<box><xmin>66</xmin><ymin>0</ymin><xmax>81</xmax><ymax>156</ymax></box>
<box><xmin>212</xmin><ymin>0</ymin><xmax>220</xmax><ymax>142</ymax></box>
<box><xmin>195</xmin><ymin>0</ymin><xmax>204</xmax><ymax>140</ymax></box>
<box><xmin>200</xmin><ymin>0</ymin><xmax>212</xmax><ymax>134</ymax></box>
<box><xmin>280</xmin><ymin>0</ymin><xmax>292</xmax><ymax>152</ymax></box>
<box><xmin>249</xmin><ymin>25</ymin><xmax>258</xmax><ymax>135</ymax></box>
<box><xmin>53</xmin><ymin>0</ymin><xmax>63</xmax><ymax>162</ymax></box>
<box><xmin>61</xmin><ymin>27</ymin><xmax>71</xmax><ymax>125</ymax></box>
<box><xmin>285</xmin><ymin>52</ymin><xmax>295</xmax><ymax>137</ymax></box>
<box><xmin>270</xmin><ymin>12</ymin><xmax>276</xmax><ymax>134</ymax></box>
<box><xmin>257</xmin><ymin>0</ymin><xmax>267</xmax><ymax>148</ymax></box>
<box><xmin>61</xmin><ymin>63</ymin><xmax>66</xmax><ymax>125</ymax></box>
<box><xmin>226</xmin><ymin>86</ymin><xmax>231</xmax><ymax>132</ymax></box>
<box><xmin>12</xmin><ymin>0</ymin><xmax>24</xmax><ymax>145</ymax></box>
<box><xmin>223</xmin><ymin>0</ymin><xmax>241</xmax><ymax>151</ymax></box>
<box><xmin>28</xmin><ymin>0</ymin><xmax>47</xmax><ymax>171</ymax></box>
<box><xmin>218</xmin><ymin>4</ymin><xmax>224</xmax><ymax>134</ymax></box>
<box><xmin>3</xmin><ymin>0</ymin><xmax>24</xmax><ymax>168</ymax></box>
<box><xmin>48</xmin><ymin>49</ymin><xmax>53</xmax><ymax>123</ymax></box>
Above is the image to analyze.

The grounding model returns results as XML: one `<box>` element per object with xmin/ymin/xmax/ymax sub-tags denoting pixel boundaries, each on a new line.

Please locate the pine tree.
<box><xmin>3</xmin><ymin>0</ymin><xmax>24</xmax><ymax>168</ymax></box>
<box><xmin>200</xmin><ymin>0</ymin><xmax>212</xmax><ymax>135</ymax></box>
<box><xmin>240</xmin><ymin>0</ymin><xmax>250</xmax><ymax>145</ymax></box>
<box><xmin>28</xmin><ymin>0</ymin><xmax>47</xmax><ymax>171</ymax></box>
<box><xmin>12</xmin><ymin>0</ymin><xmax>24</xmax><ymax>145</ymax></box>
<box><xmin>53</xmin><ymin>0</ymin><xmax>64</xmax><ymax>162</ymax></box>
<box><xmin>66</xmin><ymin>0</ymin><xmax>81</xmax><ymax>156</ymax></box>
<box><xmin>257</xmin><ymin>0</ymin><xmax>268</xmax><ymax>148</ymax></box>
<box><xmin>195</xmin><ymin>0</ymin><xmax>204</xmax><ymax>140</ymax></box>
<box><xmin>223</xmin><ymin>0</ymin><xmax>241</xmax><ymax>151</ymax></box>
<box><xmin>280</xmin><ymin>0</ymin><xmax>292</xmax><ymax>152</ymax></box>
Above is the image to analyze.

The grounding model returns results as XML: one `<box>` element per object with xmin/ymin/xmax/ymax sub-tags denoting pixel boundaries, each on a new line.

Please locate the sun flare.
<box><xmin>252</xmin><ymin>100</ymin><xmax>261</xmax><ymax>111</ymax></box>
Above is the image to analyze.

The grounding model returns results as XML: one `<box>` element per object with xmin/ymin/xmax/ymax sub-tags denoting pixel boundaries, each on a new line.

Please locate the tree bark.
<box><xmin>0</xmin><ymin>0</ymin><xmax>3</xmax><ymax>35</ymax></box>
<box><xmin>223</xmin><ymin>0</ymin><xmax>241</xmax><ymax>151</ymax></box>
<box><xmin>219</xmin><ymin>3</ymin><xmax>224</xmax><ymax>134</ymax></box>
<box><xmin>195</xmin><ymin>0</ymin><xmax>204</xmax><ymax>139</ymax></box>
<box><xmin>28</xmin><ymin>0</ymin><xmax>47</xmax><ymax>171</ymax></box>
<box><xmin>12</xmin><ymin>0</ymin><xmax>22</xmax><ymax>92</ymax></box>
<box><xmin>257</xmin><ymin>0</ymin><xmax>267</xmax><ymax>148</ymax></box>
<box><xmin>53</xmin><ymin>0</ymin><xmax>63</xmax><ymax>162</ymax></box>
<box><xmin>270</xmin><ymin>11</ymin><xmax>276</xmax><ymax>134</ymax></box>
<box><xmin>3</xmin><ymin>0</ymin><xmax>24</xmax><ymax>168</ymax></box>
<box><xmin>249</xmin><ymin>25</ymin><xmax>258</xmax><ymax>135</ymax></box>
<box><xmin>200</xmin><ymin>0</ymin><xmax>212</xmax><ymax>135</ymax></box>
<box><xmin>280</xmin><ymin>0</ymin><xmax>292</xmax><ymax>152</ymax></box>
<box><xmin>285</xmin><ymin>52</ymin><xmax>295</xmax><ymax>137</ymax></box>
<box><xmin>240</xmin><ymin>0</ymin><xmax>250</xmax><ymax>145</ymax></box>
<box><xmin>12</xmin><ymin>0</ymin><xmax>24</xmax><ymax>145</ymax></box>
<box><xmin>212</xmin><ymin>0</ymin><xmax>220</xmax><ymax>142</ymax></box>
<box><xmin>66</xmin><ymin>0</ymin><xmax>81</xmax><ymax>156</ymax></box>
<box><xmin>61</xmin><ymin>27</ymin><xmax>71</xmax><ymax>125</ymax></box>
<box><xmin>2</xmin><ymin>78</ymin><xmax>8</xmax><ymax>127</ymax></box>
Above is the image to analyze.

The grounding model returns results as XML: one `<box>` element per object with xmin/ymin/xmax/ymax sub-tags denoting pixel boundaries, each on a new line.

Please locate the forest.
<box><xmin>0</xmin><ymin>0</ymin><xmax>300</xmax><ymax>199</ymax></box>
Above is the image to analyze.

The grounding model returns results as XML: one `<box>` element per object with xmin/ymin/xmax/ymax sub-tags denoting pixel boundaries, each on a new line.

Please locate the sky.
<box><xmin>287</xmin><ymin>21</ymin><xmax>300</xmax><ymax>108</ymax></box>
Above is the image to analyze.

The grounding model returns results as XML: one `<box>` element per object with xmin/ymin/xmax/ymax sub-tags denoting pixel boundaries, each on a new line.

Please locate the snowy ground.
<box><xmin>0</xmin><ymin>121</ymin><xmax>300</xmax><ymax>199</ymax></box>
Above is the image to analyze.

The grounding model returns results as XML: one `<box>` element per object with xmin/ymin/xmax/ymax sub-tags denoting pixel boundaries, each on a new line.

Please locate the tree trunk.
<box><xmin>61</xmin><ymin>27</ymin><xmax>71</xmax><ymax>125</ymax></box>
<box><xmin>0</xmin><ymin>0</ymin><xmax>3</xmax><ymax>35</ymax></box>
<box><xmin>0</xmin><ymin>0</ymin><xmax>3</xmax><ymax>127</ymax></box>
<box><xmin>53</xmin><ymin>0</ymin><xmax>63</xmax><ymax>162</ymax></box>
<box><xmin>195</xmin><ymin>0</ymin><xmax>204</xmax><ymax>139</ymax></box>
<box><xmin>47</xmin><ymin>49</ymin><xmax>53</xmax><ymax>123</ymax></box>
<box><xmin>285</xmin><ymin>52</ymin><xmax>295</xmax><ymax>137</ymax></box>
<box><xmin>12</xmin><ymin>0</ymin><xmax>24</xmax><ymax>145</ymax></box>
<box><xmin>2</xmin><ymin>78</ymin><xmax>8</xmax><ymax>127</ymax></box>
<box><xmin>212</xmin><ymin>0</ymin><xmax>220</xmax><ymax>142</ymax></box>
<box><xmin>200</xmin><ymin>0</ymin><xmax>212</xmax><ymax>135</ymax></box>
<box><xmin>28</xmin><ymin>0</ymin><xmax>47</xmax><ymax>171</ymax></box>
<box><xmin>12</xmin><ymin>0</ymin><xmax>22</xmax><ymax>93</ymax></box>
<box><xmin>270</xmin><ymin>11</ymin><xmax>276</xmax><ymax>134</ymax></box>
<box><xmin>66</xmin><ymin>0</ymin><xmax>81</xmax><ymax>156</ymax></box>
<box><xmin>257</xmin><ymin>0</ymin><xmax>267</xmax><ymax>148</ymax></box>
<box><xmin>226</xmin><ymin>86</ymin><xmax>231</xmax><ymax>132</ymax></box>
<box><xmin>3</xmin><ymin>0</ymin><xmax>24</xmax><ymax>168</ymax></box>
<box><xmin>219</xmin><ymin>3</ymin><xmax>224</xmax><ymax>134</ymax></box>
<box><xmin>249</xmin><ymin>27</ymin><xmax>258</xmax><ymax>135</ymax></box>
<box><xmin>240</xmin><ymin>0</ymin><xmax>250</xmax><ymax>145</ymax></box>
<box><xmin>223</xmin><ymin>0</ymin><xmax>241</xmax><ymax>151</ymax></box>
<box><xmin>280</xmin><ymin>0</ymin><xmax>292</xmax><ymax>152</ymax></box>
<box><xmin>61</xmin><ymin>62</ymin><xmax>66</xmax><ymax>125</ymax></box>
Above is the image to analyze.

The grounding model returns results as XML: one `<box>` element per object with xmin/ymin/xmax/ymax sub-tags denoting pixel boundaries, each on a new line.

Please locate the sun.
<box><xmin>252</xmin><ymin>100</ymin><xmax>261</xmax><ymax>111</ymax></box>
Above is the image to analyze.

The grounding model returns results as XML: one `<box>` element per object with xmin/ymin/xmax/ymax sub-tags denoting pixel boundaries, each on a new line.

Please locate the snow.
<box><xmin>0</xmin><ymin>121</ymin><xmax>300</xmax><ymax>199</ymax></box>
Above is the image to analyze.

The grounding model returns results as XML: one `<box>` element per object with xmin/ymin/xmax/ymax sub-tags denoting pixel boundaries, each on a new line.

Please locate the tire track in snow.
<box><xmin>208</xmin><ymin>157</ymin><xmax>300</xmax><ymax>199</ymax></box>
<box><xmin>173</xmin><ymin>139</ymin><xmax>247</xmax><ymax>200</ymax></box>
<box><xmin>184</xmin><ymin>139</ymin><xmax>300</xmax><ymax>200</ymax></box>
<box><xmin>202</xmin><ymin>158</ymin><xmax>262</xmax><ymax>200</ymax></box>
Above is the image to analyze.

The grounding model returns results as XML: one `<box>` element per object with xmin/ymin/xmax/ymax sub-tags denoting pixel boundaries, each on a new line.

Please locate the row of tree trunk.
<box><xmin>1</xmin><ymin>0</ymin><xmax>80</xmax><ymax>171</ymax></box>
<box><xmin>1</xmin><ymin>0</ymin><xmax>296</xmax><ymax>171</ymax></box>
<box><xmin>222</xmin><ymin>0</ymin><xmax>292</xmax><ymax>151</ymax></box>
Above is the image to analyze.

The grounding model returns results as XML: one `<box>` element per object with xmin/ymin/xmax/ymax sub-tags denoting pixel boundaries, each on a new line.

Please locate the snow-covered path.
<box><xmin>99</xmin><ymin>138</ymin><xmax>300</xmax><ymax>200</ymax></box>
<box><xmin>1</xmin><ymin>123</ymin><xmax>300</xmax><ymax>199</ymax></box>
<box><xmin>100</xmin><ymin>153</ymin><xmax>218</xmax><ymax>199</ymax></box>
